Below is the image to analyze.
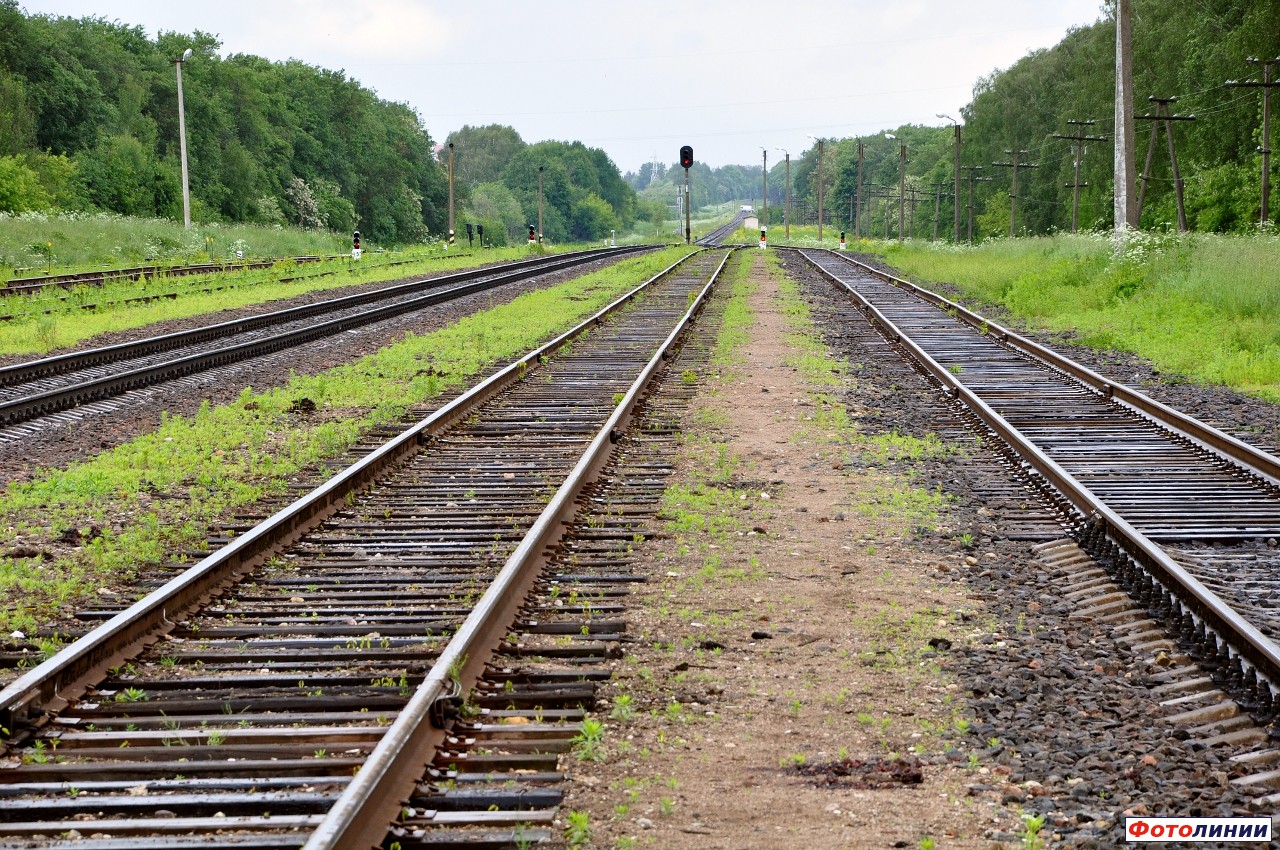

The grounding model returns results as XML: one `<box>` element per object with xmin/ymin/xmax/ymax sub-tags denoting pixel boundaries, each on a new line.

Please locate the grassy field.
<box><xmin>0</xmin><ymin>245</ymin><xmax>561</xmax><ymax>355</ymax></box>
<box><xmin>0</xmin><ymin>247</ymin><xmax>694</xmax><ymax>637</ymax></box>
<box><xmin>871</xmin><ymin>232</ymin><xmax>1280</xmax><ymax>402</ymax></box>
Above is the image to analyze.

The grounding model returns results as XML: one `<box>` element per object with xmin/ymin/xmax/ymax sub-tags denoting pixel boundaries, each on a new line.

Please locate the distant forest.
<box><xmin>0</xmin><ymin>3</ymin><xmax>636</xmax><ymax>245</ymax></box>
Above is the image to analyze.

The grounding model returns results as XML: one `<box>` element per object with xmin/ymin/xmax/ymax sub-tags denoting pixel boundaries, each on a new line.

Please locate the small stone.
<box><xmin>290</xmin><ymin>596</ymin><xmax>305</xmax><ymax>603</ymax></box>
<box><xmin>965</xmin><ymin>556</ymin><xmax>979</xmax><ymax>566</ymax></box>
<box><xmin>751</xmin><ymin>630</ymin><xmax>773</xmax><ymax>640</ymax></box>
<box><xmin>1141</xmin><ymin>754</ymin><xmax>1158</xmax><ymax>766</ymax></box>
<box><xmin>637</xmin><ymin>817</ymin><xmax>654</xmax><ymax>829</ymax></box>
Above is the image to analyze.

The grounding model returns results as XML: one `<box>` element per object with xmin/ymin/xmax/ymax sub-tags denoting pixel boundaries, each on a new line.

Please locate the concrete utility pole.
<box><xmin>963</xmin><ymin>166</ymin><xmax>992</xmax><ymax>242</ymax></box>
<box><xmin>897</xmin><ymin>144</ymin><xmax>908</xmax><ymax>242</ymax></box>
<box><xmin>777</xmin><ymin>148</ymin><xmax>791</xmax><ymax>239</ymax></box>
<box><xmin>991</xmin><ymin>150</ymin><xmax>1039</xmax><ymax>237</ymax></box>
<box><xmin>1135</xmin><ymin>96</ymin><xmax>1195</xmax><ymax>231</ymax></box>
<box><xmin>1115</xmin><ymin>0</ymin><xmax>1138</xmax><ymax>240</ymax></box>
<box><xmin>447</xmin><ymin>142</ymin><xmax>456</xmax><ymax>243</ymax></box>
<box><xmin>815</xmin><ymin>138</ymin><xmax>825</xmax><ymax>241</ymax></box>
<box><xmin>1052</xmin><ymin>119</ymin><xmax>1109</xmax><ymax>232</ymax></box>
<box><xmin>938</xmin><ymin>114</ymin><xmax>962</xmax><ymax>241</ymax></box>
<box><xmin>855</xmin><ymin>142</ymin><xmax>865</xmax><ymax>239</ymax></box>
<box><xmin>1227</xmin><ymin>57</ymin><xmax>1280</xmax><ymax>227</ymax></box>
<box><xmin>761</xmin><ymin>148</ymin><xmax>768</xmax><ymax>231</ymax></box>
<box><xmin>174</xmin><ymin>48</ymin><xmax>193</xmax><ymax>229</ymax></box>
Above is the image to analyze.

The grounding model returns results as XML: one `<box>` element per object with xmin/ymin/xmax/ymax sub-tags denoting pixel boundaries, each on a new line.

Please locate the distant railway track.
<box><xmin>799</xmin><ymin>248</ymin><xmax>1280</xmax><ymax>714</ymax></box>
<box><xmin>0</xmin><ymin>247</ymin><xmax>730</xmax><ymax>849</ymax></box>
<box><xmin>0</xmin><ymin>246</ymin><xmax>649</xmax><ymax>433</ymax></box>
<box><xmin>696</xmin><ymin>212</ymin><xmax>748</xmax><ymax>247</ymax></box>
<box><xmin>0</xmin><ymin>252</ymin><xmax>476</xmax><ymax>322</ymax></box>
<box><xmin>2</xmin><ymin>256</ymin><xmax>354</xmax><ymax>297</ymax></box>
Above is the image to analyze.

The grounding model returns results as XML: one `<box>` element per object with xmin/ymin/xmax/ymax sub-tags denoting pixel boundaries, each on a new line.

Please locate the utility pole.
<box><xmin>816</xmin><ymin>138</ymin><xmax>825</xmax><ymax>241</ymax></box>
<box><xmin>855</xmin><ymin>141</ymin><xmax>865</xmax><ymax>239</ymax></box>
<box><xmin>1135</xmin><ymin>96</ymin><xmax>1195</xmax><ymax>230</ymax></box>
<box><xmin>908</xmin><ymin>186</ymin><xmax>921</xmax><ymax>237</ymax></box>
<box><xmin>849</xmin><ymin>192</ymin><xmax>855</xmax><ymax>235</ymax></box>
<box><xmin>1115</xmin><ymin>0</ymin><xmax>1138</xmax><ymax>241</ymax></box>
<box><xmin>991</xmin><ymin>150</ymin><xmax>1038</xmax><ymax>237</ymax></box>
<box><xmin>931</xmin><ymin>182</ymin><xmax>946</xmax><ymax>241</ymax></box>
<box><xmin>537</xmin><ymin>165</ymin><xmax>544</xmax><ymax>243</ymax></box>
<box><xmin>897</xmin><ymin>143</ymin><xmax>908</xmax><ymax>242</ymax></box>
<box><xmin>761</xmin><ymin>148</ymin><xmax>768</xmax><ymax>231</ymax></box>
<box><xmin>174</xmin><ymin>48</ymin><xmax>193</xmax><ymax>229</ymax></box>
<box><xmin>1227</xmin><ymin>57</ymin><xmax>1280</xmax><ymax>227</ymax></box>
<box><xmin>1052</xmin><ymin>119</ymin><xmax>1108</xmax><ymax>232</ymax></box>
<box><xmin>953</xmin><ymin>123</ymin><xmax>962</xmax><ymax>241</ymax></box>
<box><xmin>777</xmin><ymin>148</ymin><xmax>791</xmax><ymax>239</ymax></box>
<box><xmin>963</xmin><ymin>166</ymin><xmax>992</xmax><ymax>242</ymax></box>
<box><xmin>447</xmin><ymin>142</ymin><xmax>456</xmax><ymax>244</ymax></box>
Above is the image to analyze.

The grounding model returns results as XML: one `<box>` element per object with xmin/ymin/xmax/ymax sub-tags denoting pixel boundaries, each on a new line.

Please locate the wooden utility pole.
<box><xmin>781</xmin><ymin>149</ymin><xmax>792</xmax><ymax>238</ymax></box>
<box><xmin>991</xmin><ymin>150</ymin><xmax>1038</xmax><ymax>236</ymax></box>
<box><xmin>1136</xmin><ymin>96</ymin><xmax>1195</xmax><ymax>230</ymax></box>
<box><xmin>1115</xmin><ymin>0</ymin><xmax>1138</xmax><ymax>238</ymax></box>
<box><xmin>931</xmin><ymin>182</ymin><xmax>948</xmax><ymax>241</ymax></box>
<box><xmin>816</xmin><ymin>138</ymin><xmax>825</xmax><ymax>241</ymax></box>
<box><xmin>1052</xmin><ymin>119</ymin><xmax>1109</xmax><ymax>232</ymax></box>
<box><xmin>855</xmin><ymin>142</ymin><xmax>866</xmax><ymax>238</ymax></box>
<box><xmin>1227</xmin><ymin>57</ymin><xmax>1280</xmax><ymax>227</ymax></box>
<box><xmin>962</xmin><ymin>166</ymin><xmax>985</xmax><ymax>242</ymax></box>
<box><xmin>536</xmin><ymin>165</ymin><xmax>544</xmax><ymax>243</ymax></box>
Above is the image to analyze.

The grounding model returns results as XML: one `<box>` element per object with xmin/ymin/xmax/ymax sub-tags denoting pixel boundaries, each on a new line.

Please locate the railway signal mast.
<box><xmin>679</xmin><ymin>145</ymin><xmax>694</xmax><ymax>244</ymax></box>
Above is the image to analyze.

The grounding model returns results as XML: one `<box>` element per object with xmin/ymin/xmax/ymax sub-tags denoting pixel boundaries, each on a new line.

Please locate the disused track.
<box><xmin>0</xmin><ymin>247</ymin><xmax>648</xmax><ymax>433</ymax></box>
<box><xmin>3</xmin><ymin>255</ymin><xmax>350</xmax><ymax>297</ymax></box>
<box><xmin>695</xmin><ymin>212</ymin><xmax>748</xmax><ymax>247</ymax></box>
<box><xmin>0</xmin><ymin>252</ymin><xmax>474</xmax><ymax>323</ymax></box>
<box><xmin>798</xmin><ymin>247</ymin><xmax>1280</xmax><ymax>725</ymax></box>
<box><xmin>0</xmin><ymin>248</ymin><xmax>730</xmax><ymax>849</ymax></box>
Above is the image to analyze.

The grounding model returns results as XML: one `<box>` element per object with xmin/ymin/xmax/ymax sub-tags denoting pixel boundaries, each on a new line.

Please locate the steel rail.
<box><xmin>0</xmin><ymin>247</ymin><xmax>643</xmax><ymax>389</ymax></box>
<box><xmin>2</xmin><ymin>254</ymin><xmax>348</xmax><ymax>295</ymax></box>
<box><xmin>305</xmin><ymin>248</ymin><xmax>732</xmax><ymax>850</ymax></box>
<box><xmin>800</xmin><ymin>249</ymin><xmax>1280</xmax><ymax>692</ymax></box>
<box><xmin>823</xmin><ymin>251</ymin><xmax>1280</xmax><ymax>489</ymax></box>
<box><xmin>0</xmin><ymin>249</ymin><xmax>650</xmax><ymax>427</ymax></box>
<box><xmin>0</xmin><ymin>248</ymin><xmax>699</xmax><ymax>734</ymax></box>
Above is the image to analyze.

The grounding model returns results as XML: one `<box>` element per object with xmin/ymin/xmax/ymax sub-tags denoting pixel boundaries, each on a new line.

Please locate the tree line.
<box><xmin>750</xmin><ymin>0</ymin><xmax>1280</xmax><ymax>239</ymax></box>
<box><xmin>444</xmin><ymin>124</ymin><xmax>636</xmax><ymax>246</ymax></box>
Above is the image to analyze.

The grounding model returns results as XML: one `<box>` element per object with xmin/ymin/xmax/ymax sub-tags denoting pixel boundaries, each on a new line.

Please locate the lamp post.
<box><xmin>174</xmin><ymin>48</ymin><xmax>193</xmax><ymax>229</ymax></box>
<box><xmin>776</xmin><ymin>147</ymin><xmax>790</xmax><ymax>239</ymax></box>
<box><xmin>938</xmin><ymin>114</ymin><xmax>962</xmax><ymax>242</ymax></box>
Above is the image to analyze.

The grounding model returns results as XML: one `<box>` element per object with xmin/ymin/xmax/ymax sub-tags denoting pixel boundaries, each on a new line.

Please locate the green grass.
<box><xmin>0</xmin><ymin>211</ymin><xmax>366</xmax><ymax>278</ymax></box>
<box><xmin>0</xmin><ymin>246</ymin><xmax>693</xmax><ymax>634</ymax></box>
<box><xmin>875</xmin><ymin>231</ymin><xmax>1280</xmax><ymax>401</ymax></box>
<box><xmin>0</xmin><ymin>246</ymin><xmax>552</xmax><ymax>355</ymax></box>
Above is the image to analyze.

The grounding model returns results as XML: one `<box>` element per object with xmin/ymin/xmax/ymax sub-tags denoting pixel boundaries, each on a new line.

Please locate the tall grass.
<box><xmin>0</xmin><ymin>211</ymin><xmax>366</xmax><ymax>279</ymax></box>
<box><xmin>876</xmin><ymin>232</ymin><xmax>1280</xmax><ymax>401</ymax></box>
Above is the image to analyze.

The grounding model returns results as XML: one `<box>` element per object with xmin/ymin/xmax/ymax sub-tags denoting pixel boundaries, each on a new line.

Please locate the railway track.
<box><xmin>0</xmin><ymin>253</ymin><xmax>475</xmax><ymax>323</ymax></box>
<box><xmin>695</xmin><ymin>213</ymin><xmax>748</xmax><ymax>247</ymax></box>
<box><xmin>0</xmin><ymin>247</ymin><xmax>648</xmax><ymax>434</ymax></box>
<box><xmin>0</xmin><ymin>247</ymin><xmax>730</xmax><ymax>849</ymax></box>
<box><xmin>2</xmin><ymin>256</ymin><xmax>352</xmax><ymax>297</ymax></box>
<box><xmin>798</xmin><ymin>248</ymin><xmax>1280</xmax><ymax>721</ymax></box>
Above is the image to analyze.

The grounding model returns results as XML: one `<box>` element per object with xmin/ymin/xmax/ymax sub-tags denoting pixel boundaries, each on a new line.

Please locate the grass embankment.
<box><xmin>1</xmin><ymin>246</ymin><xmax>555</xmax><ymax>355</ymax></box>
<box><xmin>0</xmin><ymin>246</ymin><xmax>694</xmax><ymax>638</ymax></box>
<box><xmin>0</xmin><ymin>212</ymin><xmax>367</xmax><ymax>278</ymax></box>
<box><xmin>874</xmin><ymin>232</ymin><xmax>1280</xmax><ymax>401</ymax></box>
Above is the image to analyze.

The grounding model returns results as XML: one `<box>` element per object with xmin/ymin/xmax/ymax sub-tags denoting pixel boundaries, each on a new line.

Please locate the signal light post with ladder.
<box><xmin>679</xmin><ymin>145</ymin><xmax>693</xmax><ymax>244</ymax></box>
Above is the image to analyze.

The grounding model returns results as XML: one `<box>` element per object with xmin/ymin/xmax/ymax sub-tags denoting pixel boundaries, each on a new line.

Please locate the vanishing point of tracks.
<box><xmin>0</xmin><ymin>247</ymin><xmax>730</xmax><ymax>849</ymax></box>
<box><xmin>0</xmin><ymin>247</ymin><xmax>647</xmax><ymax>437</ymax></box>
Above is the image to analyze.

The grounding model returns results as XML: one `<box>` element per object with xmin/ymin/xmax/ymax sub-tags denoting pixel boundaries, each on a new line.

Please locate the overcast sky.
<box><xmin>20</xmin><ymin>0</ymin><xmax>1107</xmax><ymax>174</ymax></box>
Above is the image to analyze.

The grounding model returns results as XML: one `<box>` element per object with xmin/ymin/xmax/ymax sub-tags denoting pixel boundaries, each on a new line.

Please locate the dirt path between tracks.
<box><xmin>561</xmin><ymin>252</ymin><xmax>1024</xmax><ymax>849</ymax></box>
